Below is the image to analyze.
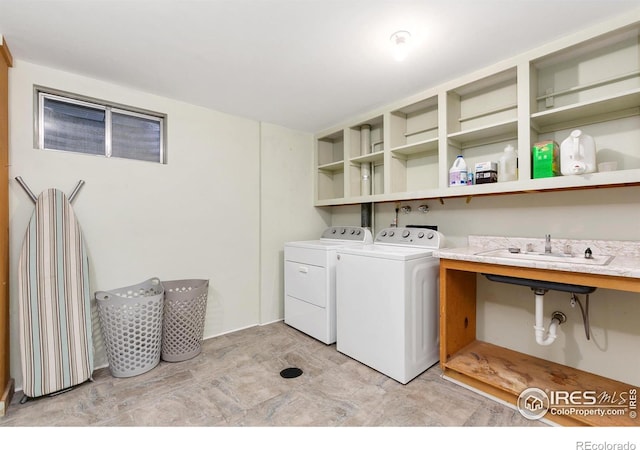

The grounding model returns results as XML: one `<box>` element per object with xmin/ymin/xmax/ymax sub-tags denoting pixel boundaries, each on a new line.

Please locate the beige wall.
<box><xmin>331</xmin><ymin>186</ymin><xmax>640</xmax><ymax>386</ymax></box>
<box><xmin>7</xmin><ymin>60</ymin><xmax>320</xmax><ymax>388</ymax></box>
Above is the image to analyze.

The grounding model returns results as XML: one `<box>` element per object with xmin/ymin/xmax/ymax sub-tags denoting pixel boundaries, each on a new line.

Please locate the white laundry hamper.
<box><xmin>95</xmin><ymin>277</ymin><xmax>164</xmax><ymax>377</ymax></box>
<box><xmin>161</xmin><ymin>279</ymin><xmax>209</xmax><ymax>362</ymax></box>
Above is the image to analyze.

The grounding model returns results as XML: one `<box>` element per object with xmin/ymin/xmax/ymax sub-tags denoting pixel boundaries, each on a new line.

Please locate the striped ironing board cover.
<box><xmin>17</xmin><ymin>188</ymin><xmax>93</xmax><ymax>398</ymax></box>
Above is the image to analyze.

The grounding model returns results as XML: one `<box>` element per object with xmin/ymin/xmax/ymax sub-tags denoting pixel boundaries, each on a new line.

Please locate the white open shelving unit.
<box><xmin>314</xmin><ymin>11</ymin><xmax>640</xmax><ymax>206</ymax></box>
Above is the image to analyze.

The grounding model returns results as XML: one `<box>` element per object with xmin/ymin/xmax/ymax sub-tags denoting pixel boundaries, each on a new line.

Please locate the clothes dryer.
<box><xmin>284</xmin><ymin>226</ymin><xmax>373</xmax><ymax>344</ymax></box>
<box><xmin>336</xmin><ymin>227</ymin><xmax>445</xmax><ymax>384</ymax></box>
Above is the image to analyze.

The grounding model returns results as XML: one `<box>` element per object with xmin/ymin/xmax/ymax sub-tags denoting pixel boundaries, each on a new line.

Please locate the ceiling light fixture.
<box><xmin>390</xmin><ymin>30</ymin><xmax>412</xmax><ymax>62</ymax></box>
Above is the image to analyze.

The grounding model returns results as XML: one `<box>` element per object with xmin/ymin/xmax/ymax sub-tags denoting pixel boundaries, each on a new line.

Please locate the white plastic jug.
<box><xmin>560</xmin><ymin>130</ymin><xmax>596</xmax><ymax>175</ymax></box>
<box><xmin>498</xmin><ymin>145</ymin><xmax>517</xmax><ymax>182</ymax></box>
<box><xmin>449</xmin><ymin>155</ymin><xmax>468</xmax><ymax>186</ymax></box>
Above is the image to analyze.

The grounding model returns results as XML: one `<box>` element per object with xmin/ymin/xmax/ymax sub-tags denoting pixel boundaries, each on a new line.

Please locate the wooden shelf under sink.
<box><xmin>444</xmin><ymin>340</ymin><xmax>638</xmax><ymax>427</ymax></box>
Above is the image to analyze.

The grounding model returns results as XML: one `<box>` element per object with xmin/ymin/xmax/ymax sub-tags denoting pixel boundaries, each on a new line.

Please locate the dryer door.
<box><xmin>285</xmin><ymin>261</ymin><xmax>327</xmax><ymax>308</ymax></box>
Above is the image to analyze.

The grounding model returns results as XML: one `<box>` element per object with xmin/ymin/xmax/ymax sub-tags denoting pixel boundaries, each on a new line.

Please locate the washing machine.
<box><xmin>336</xmin><ymin>227</ymin><xmax>445</xmax><ymax>384</ymax></box>
<box><xmin>284</xmin><ymin>226</ymin><xmax>373</xmax><ymax>344</ymax></box>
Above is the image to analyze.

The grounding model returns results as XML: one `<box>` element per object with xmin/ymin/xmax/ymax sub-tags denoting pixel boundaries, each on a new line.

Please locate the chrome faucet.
<box><xmin>545</xmin><ymin>234</ymin><xmax>552</xmax><ymax>254</ymax></box>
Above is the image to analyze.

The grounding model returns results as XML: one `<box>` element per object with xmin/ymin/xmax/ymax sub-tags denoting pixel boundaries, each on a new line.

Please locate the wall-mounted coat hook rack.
<box><xmin>15</xmin><ymin>177</ymin><xmax>86</xmax><ymax>204</ymax></box>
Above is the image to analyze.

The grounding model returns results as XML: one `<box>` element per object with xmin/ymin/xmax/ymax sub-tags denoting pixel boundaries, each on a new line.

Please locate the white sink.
<box><xmin>475</xmin><ymin>248</ymin><xmax>614</xmax><ymax>266</ymax></box>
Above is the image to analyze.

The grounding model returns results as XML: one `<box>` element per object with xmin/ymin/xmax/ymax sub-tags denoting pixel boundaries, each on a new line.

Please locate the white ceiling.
<box><xmin>1</xmin><ymin>0</ymin><xmax>639</xmax><ymax>133</ymax></box>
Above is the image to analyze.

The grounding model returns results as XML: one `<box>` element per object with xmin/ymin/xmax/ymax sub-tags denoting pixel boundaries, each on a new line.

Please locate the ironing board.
<box><xmin>17</xmin><ymin>187</ymin><xmax>93</xmax><ymax>399</ymax></box>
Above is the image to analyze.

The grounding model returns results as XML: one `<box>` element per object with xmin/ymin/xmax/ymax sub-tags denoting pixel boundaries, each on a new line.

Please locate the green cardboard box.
<box><xmin>532</xmin><ymin>141</ymin><xmax>560</xmax><ymax>179</ymax></box>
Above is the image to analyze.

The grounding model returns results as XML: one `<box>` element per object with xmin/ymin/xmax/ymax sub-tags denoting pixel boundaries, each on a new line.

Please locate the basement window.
<box><xmin>35</xmin><ymin>87</ymin><xmax>166</xmax><ymax>163</ymax></box>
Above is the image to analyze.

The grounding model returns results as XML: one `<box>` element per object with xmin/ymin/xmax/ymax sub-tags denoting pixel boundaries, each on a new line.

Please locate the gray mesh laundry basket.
<box><xmin>95</xmin><ymin>277</ymin><xmax>164</xmax><ymax>378</ymax></box>
<box><xmin>161</xmin><ymin>279</ymin><xmax>209</xmax><ymax>362</ymax></box>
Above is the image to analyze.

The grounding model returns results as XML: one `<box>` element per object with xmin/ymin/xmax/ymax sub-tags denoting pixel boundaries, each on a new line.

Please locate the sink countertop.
<box><xmin>434</xmin><ymin>235</ymin><xmax>640</xmax><ymax>279</ymax></box>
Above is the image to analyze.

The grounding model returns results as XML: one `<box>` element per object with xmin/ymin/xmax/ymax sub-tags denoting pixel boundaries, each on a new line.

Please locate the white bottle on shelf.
<box><xmin>449</xmin><ymin>155</ymin><xmax>468</xmax><ymax>186</ymax></box>
<box><xmin>499</xmin><ymin>145</ymin><xmax>518</xmax><ymax>182</ymax></box>
<box><xmin>560</xmin><ymin>129</ymin><xmax>596</xmax><ymax>175</ymax></box>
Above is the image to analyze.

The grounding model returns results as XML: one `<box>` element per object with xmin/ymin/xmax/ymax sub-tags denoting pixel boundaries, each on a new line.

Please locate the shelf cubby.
<box><xmin>389</xmin><ymin>96</ymin><xmax>438</xmax><ymax>150</ymax></box>
<box><xmin>447</xmin><ymin>67</ymin><xmax>518</xmax><ymax>135</ymax></box>
<box><xmin>389</xmin><ymin>96</ymin><xmax>440</xmax><ymax>193</ymax></box>
<box><xmin>317</xmin><ymin>130</ymin><xmax>344</xmax><ymax>166</ymax></box>
<box><xmin>348</xmin><ymin>116</ymin><xmax>384</xmax><ymax>159</ymax></box>
<box><xmin>445</xmin><ymin>67</ymin><xmax>518</xmax><ymax>189</ymax></box>
<box><xmin>316</xmin><ymin>129</ymin><xmax>345</xmax><ymax>201</ymax></box>
<box><xmin>348</xmin><ymin>116</ymin><xmax>384</xmax><ymax>197</ymax></box>
<box><xmin>316</xmin><ymin>166</ymin><xmax>344</xmax><ymax>201</ymax></box>
<box><xmin>531</xmin><ymin>26</ymin><xmax>640</xmax><ymax>116</ymax></box>
<box><xmin>390</xmin><ymin>148</ymin><xmax>439</xmax><ymax>193</ymax></box>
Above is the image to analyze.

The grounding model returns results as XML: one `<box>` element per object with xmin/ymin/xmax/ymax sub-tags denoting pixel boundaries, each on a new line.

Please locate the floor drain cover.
<box><xmin>280</xmin><ymin>367</ymin><xmax>303</xmax><ymax>379</ymax></box>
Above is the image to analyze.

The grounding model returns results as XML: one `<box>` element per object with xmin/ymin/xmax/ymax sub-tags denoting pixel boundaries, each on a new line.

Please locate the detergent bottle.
<box><xmin>449</xmin><ymin>155</ymin><xmax>468</xmax><ymax>186</ymax></box>
<box><xmin>560</xmin><ymin>130</ymin><xmax>596</xmax><ymax>175</ymax></box>
<box><xmin>498</xmin><ymin>145</ymin><xmax>518</xmax><ymax>182</ymax></box>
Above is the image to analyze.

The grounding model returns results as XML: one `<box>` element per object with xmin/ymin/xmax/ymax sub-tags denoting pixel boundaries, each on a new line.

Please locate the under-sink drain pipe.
<box><xmin>533</xmin><ymin>289</ymin><xmax>567</xmax><ymax>346</ymax></box>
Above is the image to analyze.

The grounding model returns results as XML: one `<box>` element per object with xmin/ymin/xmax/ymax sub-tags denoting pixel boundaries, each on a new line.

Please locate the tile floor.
<box><xmin>0</xmin><ymin>321</ymin><xmax>543</xmax><ymax>427</ymax></box>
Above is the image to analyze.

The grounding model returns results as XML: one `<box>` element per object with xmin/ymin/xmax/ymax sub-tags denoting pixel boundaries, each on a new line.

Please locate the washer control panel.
<box><xmin>320</xmin><ymin>226</ymin><xmax>373</xmax><ymax>243</ymax></box>
<box><xmin>375</xmin><ymin>227</ymin><xmax>445</xmax><ymax>248</ymax></box>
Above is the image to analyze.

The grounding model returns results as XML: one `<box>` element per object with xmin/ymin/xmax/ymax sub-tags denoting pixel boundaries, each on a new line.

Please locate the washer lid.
<box><xmin>337</xmin><ymin>243</ymin><xmax>435</xmax><ymax>261</ymax></box>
